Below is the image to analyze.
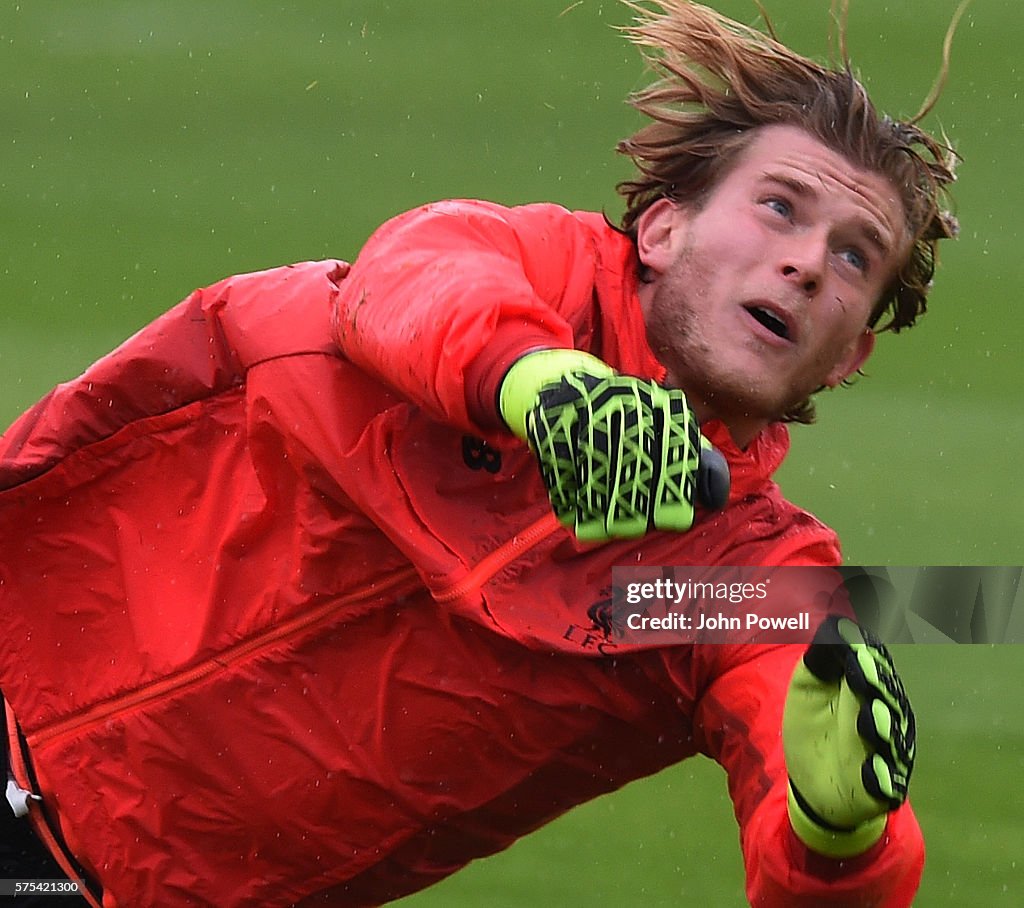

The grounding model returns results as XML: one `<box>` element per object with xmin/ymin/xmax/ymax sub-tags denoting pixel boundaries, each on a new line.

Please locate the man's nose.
<box><xmin>779</xmin><ymin>240</ymin><xmax>825</xmax><ymax>296</ymax></box>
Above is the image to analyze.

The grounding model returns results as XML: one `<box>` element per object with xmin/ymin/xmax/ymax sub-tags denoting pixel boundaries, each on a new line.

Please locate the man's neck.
<box><xmin>688</xmin><ymin>397</ymin><xmax>765</xmax><ymax>451</ymax></box>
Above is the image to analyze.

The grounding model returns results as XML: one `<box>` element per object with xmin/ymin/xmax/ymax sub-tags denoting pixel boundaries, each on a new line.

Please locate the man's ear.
<box><xmin>825</xmin><ymin>330</ymin><xmax>876</xmax><ymax>387</ymax></box>
<box><xmin>635</xmin><ymin>197</ymin><xmax>687</xmax><ymax>275</ymax></box>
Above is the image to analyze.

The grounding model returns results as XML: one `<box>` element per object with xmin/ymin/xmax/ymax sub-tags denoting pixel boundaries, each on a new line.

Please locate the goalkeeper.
<box><xmin>0</xmin><ymin>2</ymin><xmax>956</xmax><ymax>906</ymax></box>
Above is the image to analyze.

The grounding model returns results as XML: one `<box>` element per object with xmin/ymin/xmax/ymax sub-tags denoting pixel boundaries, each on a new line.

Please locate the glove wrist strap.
<box><xmin>787</xmin><ymin>782</ymin><xmax>887</xmax><ymax>859</ymax></box>
<box><xmin>498</xmin><ymin>349</ymin><xmax>613</xmax><ymax>439</ymax></box>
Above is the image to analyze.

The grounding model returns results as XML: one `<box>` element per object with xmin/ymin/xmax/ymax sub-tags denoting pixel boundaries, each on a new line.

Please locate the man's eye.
<box><xmin>763</xmin><ymin>197</ymin><xmax>791</xmax><ymax>218</ymax></box>
<box><xmin>839</xmin><ymin>248</ymin><xmax>869</xmax><ymax>273</ymax></box>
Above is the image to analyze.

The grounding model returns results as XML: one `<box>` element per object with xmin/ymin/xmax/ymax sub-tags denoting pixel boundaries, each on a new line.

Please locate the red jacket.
<box><xmin>0</xmin><ymin>200</ymin><xmax>922</xmax><ymax>906</ymax></box>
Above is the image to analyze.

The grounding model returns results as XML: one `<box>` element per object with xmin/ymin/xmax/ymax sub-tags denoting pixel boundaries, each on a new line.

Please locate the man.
<box><xmin>0</xmin><ymin>2</ymin><xmax>956</xmax><ymax>905</ymax></box>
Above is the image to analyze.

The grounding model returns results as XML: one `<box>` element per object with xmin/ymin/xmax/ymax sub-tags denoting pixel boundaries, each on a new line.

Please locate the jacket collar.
<box><xmin>702</xmin><ymin>418</ymin><xmax>790</xmax><ymax>502</ymax></box>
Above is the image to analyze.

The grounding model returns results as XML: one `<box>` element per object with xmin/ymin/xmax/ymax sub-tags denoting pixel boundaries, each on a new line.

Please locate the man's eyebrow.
<box><xmin>758</xmin><ymin>170</ymin><xmax>894</xmax><ymax>258</ymax></box>
<box><xmin>857</xmin><ymin>221</ymin><xmax>893</xmax><ymax>259</ymax></box>
<box><xmin>760</xmin><ymin>171</ymin><xmax>814</xmax><ymax>198</ymax></box>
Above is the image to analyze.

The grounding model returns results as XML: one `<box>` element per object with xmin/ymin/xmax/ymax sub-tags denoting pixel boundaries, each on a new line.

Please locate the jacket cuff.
<box><xmin>787</xmin><ymin>781</ymin><xmax>887</xmax><ymax>859</ymax></box>
<box><xmin>463</xmin><ymin>326</ymin><xmax>566</xmax><ymax>431</ymax></box>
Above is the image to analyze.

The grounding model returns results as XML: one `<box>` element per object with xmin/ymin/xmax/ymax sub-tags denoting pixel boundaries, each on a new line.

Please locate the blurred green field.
<box><xmin>1</xmin><ymin>1</ymin><xmax>1021</xmax><ymax>905</ymax></box>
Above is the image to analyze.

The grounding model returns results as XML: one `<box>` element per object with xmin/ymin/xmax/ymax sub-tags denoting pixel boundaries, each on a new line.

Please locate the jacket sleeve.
<box><xmin>0</xmin><ymin>261</ymin><xmax>344</xmax><ymax>489</ymax></box>
<box><xmin>694</xmin><ymin>642</ymin><xmax>924</xmax><ymax>907</ymax></box>
<box><xmin>332</xmin><ymin>200</ymin><xmax>602</xmax><ymax>435</ymax></box>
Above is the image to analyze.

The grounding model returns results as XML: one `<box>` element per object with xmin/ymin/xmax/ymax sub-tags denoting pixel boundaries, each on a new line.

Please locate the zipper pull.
<box><xmin>6</xmin><ymin>777</ymin><xmax>41</xmax><ymax>818</ymax></box>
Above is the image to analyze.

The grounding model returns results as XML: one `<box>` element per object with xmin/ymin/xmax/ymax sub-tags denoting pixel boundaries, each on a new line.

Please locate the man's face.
<box><xmin>637</xmin><ymin>124</ymin><xmax>910</xmax><ymax>444</ymax></box>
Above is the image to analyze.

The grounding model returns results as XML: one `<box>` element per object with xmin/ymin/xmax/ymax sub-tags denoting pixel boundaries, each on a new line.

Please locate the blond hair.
<box><xmin>616</xmin><ymin>1</ymin><xmax>961</xmax><ymax>421</ymax></box>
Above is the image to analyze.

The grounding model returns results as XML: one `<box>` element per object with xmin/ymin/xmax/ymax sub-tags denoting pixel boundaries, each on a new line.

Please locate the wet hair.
<box><xmin>615</xmin><ymin>1</ymin><xmax>962</xmax><ymax>423</ymax></box>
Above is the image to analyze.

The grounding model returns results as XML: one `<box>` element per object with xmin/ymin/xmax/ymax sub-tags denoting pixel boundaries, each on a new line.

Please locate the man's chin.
<box><xmin>688</xmin><ymin>384</ymin><xmax>790</xmax><ymax>425</ymax></box>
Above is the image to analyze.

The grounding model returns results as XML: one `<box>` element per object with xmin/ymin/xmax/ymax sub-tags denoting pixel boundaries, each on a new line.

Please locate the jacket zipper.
<box><xmin>29</xmin><ymin>515</ymin><xmax>564</xmax><ymax>750</ymax></box>
<box><xmin>434</xmin><ymin>512</ymin><xmax>562</xmax><ymax>603</ymax></box>
<box><xmin>28</xmin><ymin>565</ymin><xmax>422</xmax><ymax>751</ymax></box>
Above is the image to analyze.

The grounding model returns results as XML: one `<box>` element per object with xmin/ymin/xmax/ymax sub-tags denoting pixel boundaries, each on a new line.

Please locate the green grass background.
<box><xmin>1</xmin><ymin>1</ymin><xmax>1020</xmax><ymax>904</ymax></box>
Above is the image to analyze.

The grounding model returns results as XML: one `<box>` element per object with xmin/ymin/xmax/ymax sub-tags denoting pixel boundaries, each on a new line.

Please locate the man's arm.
<box><xmin>333</xmin><ymin>200</ymin><xmax>728</xmax><ymax>539</ymax></box>
<box><xmin>783</xmin><ymin>617</ymin><xmax>917</xmax><ymax>859</ymax></box>
<box><xmin>0</xmin><ymin>260</ymin><xmax>342</xmax><ymax>488</ymax></box>
<box><xmin>333</xmin><ymin>200</ymin><xmax>583</xmax><ymax>435</ymax></box>
<box><xmin>694</xmin><ymin>641</ymin><xmax>924</xmax><ymax>907</ymax></box>
<box><xmin>498</xmin><ymin>348</ymin><xmax>728</xmax><ymax>539</ymax></box>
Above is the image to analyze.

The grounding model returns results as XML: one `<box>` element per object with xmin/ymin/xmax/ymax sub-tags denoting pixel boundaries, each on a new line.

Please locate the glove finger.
<box><xmin>649</xmin><ymin>390</ymin><xmax>699</xmax><ymax>532</ymax></box>
<box><xmin>859</xmin><ymin>683</ymin><xmax>915</xmax><ymax>764</ymax></box>
<box><xmin>838</xmin><ymin>619</ymin><xmax>908</xmax><ymax>715</ymax></box>
<box><xmin>527</xmin><ymin>383</ymin><xmax>581</xmax><ymax>529</ymax></box>
<box><xmin>800</xmin><ymin>615</ymin><xmax>851</xmax><ymax>683</ymax></box>
<box><xmin>844</xmin><ymin>632</ymin><xmax>913</xmax><ymax>739</ymax></box>
<box><xmin>696</xmin><ymin>443</ymin><xmax>730</xmax><ymax>510</ymax></box>
<box><xmin>857</xmin><ymin>697</ymin><xmax>894</xmax><ymax>754</ymax></box>
<box><xmin>861</xmin><ymin>752</ymin><xmax>909</xmax><ymax>810</ymax></box>
<box><xmin>841</xmin><ymin>625</ymin><xmax>916</xmax><ymax>810</ymax></box>
<box><xmin>573</xmin><ymin>382</ymin><xmax>648</xmax><ymax>540</ymax></box>
<box><xmin>606</xmin><ymin>386</ymin><xmax>654</xmax><ymax>538</ymax></box>
<box><xmin>856</xmin><ymin>699</ymin><xmax>900</xmax><ymax>772</ymax></box>
<box><xmin>571</xmin><ymin>381</ymin><xmax>607</xmax><ymax>534</ymax></box>
<box><xmin>857</xmin><ymin>697</ymin><xmax>914</xmax><ymax>778</ymax></box>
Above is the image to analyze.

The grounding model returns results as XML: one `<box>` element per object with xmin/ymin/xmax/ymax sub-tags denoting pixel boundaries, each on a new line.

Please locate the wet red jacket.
<box><xmin>0</xmin><ymin>200</ymin><xmax>923</xmax><ymax>906</ymax></box>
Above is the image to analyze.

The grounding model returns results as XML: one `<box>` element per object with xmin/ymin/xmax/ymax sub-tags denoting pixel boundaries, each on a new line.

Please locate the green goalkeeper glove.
<box><xmin>783</xmin><ymin>615</ymin><xmax>917</xmax><ymax>858</ymax></box>
<box><xmin>498</xmin><ymin>348</ymin><xmax>729</xmax><ymax>542</ymax></box>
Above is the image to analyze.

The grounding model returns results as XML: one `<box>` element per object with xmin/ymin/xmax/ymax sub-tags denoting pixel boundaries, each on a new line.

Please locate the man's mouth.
<box><xmin>744</xmin><ymin>305</ymin><xmax>792</xmax><ymax>342</ymax></box>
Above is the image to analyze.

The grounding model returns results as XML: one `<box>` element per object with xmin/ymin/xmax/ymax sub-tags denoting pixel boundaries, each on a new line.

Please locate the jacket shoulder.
<box><xmin>0</xmin><ymin>260</ymin><xmax>346</xmax><ymax>487</ymax></box>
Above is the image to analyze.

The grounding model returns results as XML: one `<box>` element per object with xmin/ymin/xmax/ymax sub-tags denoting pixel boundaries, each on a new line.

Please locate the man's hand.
<box><xmin>783</xmin><ymin>615</ymin><xmax>917</xmax><ymax>858</ymax></box>
<box><xmin>498</xmin><ymin>349</ymin><xmax>729</xmax><ymax>542</ymax></box>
